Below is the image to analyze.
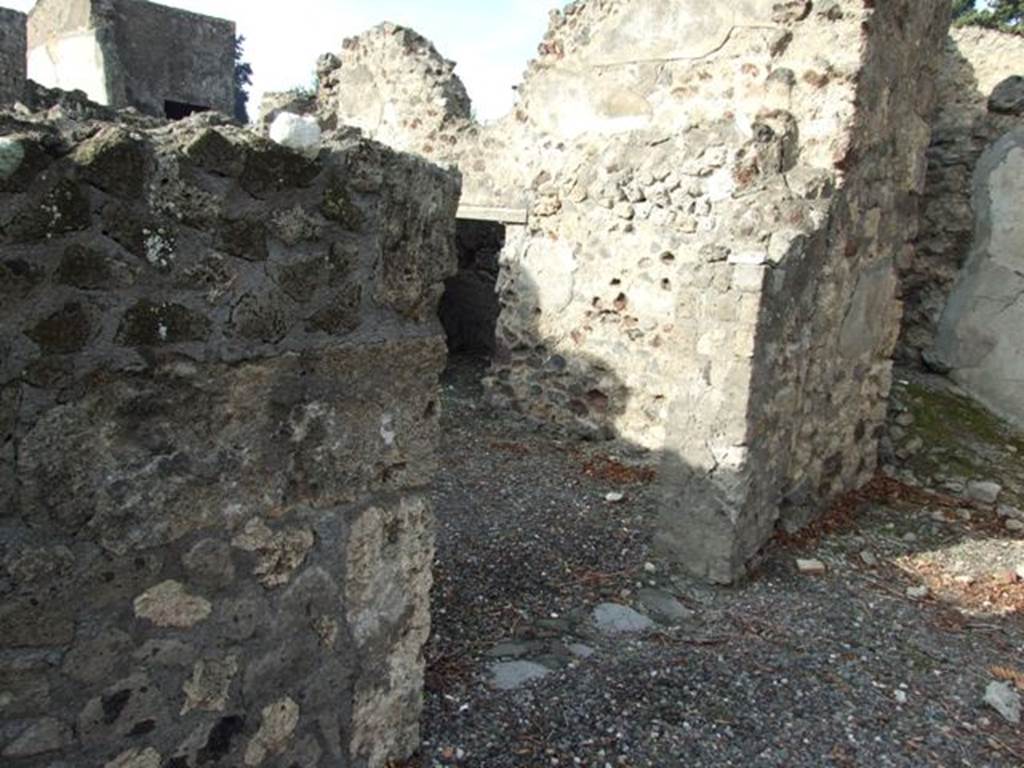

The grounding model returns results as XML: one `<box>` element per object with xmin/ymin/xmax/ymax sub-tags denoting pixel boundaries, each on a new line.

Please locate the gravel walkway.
<box><xmin>414</xmin><ymin>359</ymin><xmax>1024</xmax><ymax>768</ymax></box>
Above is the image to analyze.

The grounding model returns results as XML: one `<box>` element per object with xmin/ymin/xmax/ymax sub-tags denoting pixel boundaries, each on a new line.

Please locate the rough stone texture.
<box><xmin>26</xmin><ymin>0</ymin><xmax>236</xmax><ymax>118</ymax></box>
<box><xmin>0</xmin><ymin>8</ymin><xmax>26</xmax><ymax>105</ymax></box>
<box><xmin>318</xmin><ymin>0</ymin><xmax>950</xmax><ymax>582</ymax></box>
<box><xmin>900</xmin><ymin>28</ymin><xmax>1024</xmax><ymax>364</ymax></box>
<box><xmin>0</xmin><ymin>103</ymin><xmax>459</xmax><ymax>766</ymax></box>
<box><xmin>931</xmin><ymin>129</ymin><xmax>1024</xmax><ymax>427</ymax></box>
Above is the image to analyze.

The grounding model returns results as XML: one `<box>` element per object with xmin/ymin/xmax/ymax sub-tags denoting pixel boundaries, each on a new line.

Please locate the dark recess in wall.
<box><xmin>439</xmin><ymin>219</ymin><xmax>504</xmax><ymax>359</ymax></box>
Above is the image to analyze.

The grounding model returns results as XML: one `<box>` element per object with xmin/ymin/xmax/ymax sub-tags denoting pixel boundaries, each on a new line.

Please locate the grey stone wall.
<box><xmin>315</xmin><ymin>0</ymin><xmax>950</xmax><ymax>582</ymax></box>
<box><xmin>900</xmin><ymin>28</ymin><xmax>1024</xmax><ymax>363</ymax></box>
<box><xmin>895</xmin><ymin>27</ymin><xmax>1024</xmax><ymax>428</ymax></box>
<box><xmin>27</xmin><ymin>0</ymin><xmax>236</xmax><ymax>118</ymax></box>
<box><xmin>0</xmin><ymin>107</ymin><xmax>459</xmax><ymax>766</ymax></box>
<box><xmin>932</xmin><ymin>129</ymin><xmax>1024</xmax><ymax>428</ymax></box>
<box><xmin>0</xmin><ymin>8</ymin><xmax>26</xmax><ymax>105</ymax></box>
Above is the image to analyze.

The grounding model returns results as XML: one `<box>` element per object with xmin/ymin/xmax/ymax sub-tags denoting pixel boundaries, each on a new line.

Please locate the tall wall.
<box><xmin>900</xmin><ymin>27</ymin><xmax>1024</xmax><ymax>364</ymax></box>
<box><xmin>27</xmin><ymin>0</ymin><xmax>236</xmax><ymax>117</ymax></box>
<box><xmin>0</xmin><ymin>7</ymin><xmax>26</xmax><ymax>104</ymax></box>
<box><xmin>0</xmin><ymin>110</ymin><xmax>459</xmax><ymax>766</ymax></box>
<box><xmin>317</xmin><ymin>0</ymin><xmax>950</xmax><ymax>583</ymax></box>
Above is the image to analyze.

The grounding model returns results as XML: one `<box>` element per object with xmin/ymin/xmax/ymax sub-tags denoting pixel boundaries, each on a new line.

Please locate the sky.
<box><xmin>8</xmin><ymin>0</ymin><xmax>567</xmax><ymax>121</ymax></box>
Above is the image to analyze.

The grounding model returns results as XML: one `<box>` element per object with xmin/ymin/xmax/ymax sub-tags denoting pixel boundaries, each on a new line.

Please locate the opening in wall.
<box><xmin>164</xmin><ymin>100</ymin><xmax>211</xmax><ymax>120</ymax></box>
<box><xmin>439</xmin><ymin>219</ymin><xmax>505</xmax><ymax>361</ymax></box>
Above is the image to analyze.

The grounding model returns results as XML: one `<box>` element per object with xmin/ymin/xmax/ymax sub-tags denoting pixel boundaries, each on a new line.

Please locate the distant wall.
<box><xmin>0</xmin><ymin>113</ymin><xmax>458</xmax><ymax>766</ymax></box>
<box><xmin>317</xmin><ymin>0</ymin><xmax>951</xmax><ymax>582</ymax></box>
<box><xmin>0</xmin><ymin>7</ymin><xmax>26</xmax><ymax>104</ymax></box>
<box><xmin>900</xmin><ymin>27</ymin><xmax>1024</xmax><ymax>362</ymax></box>
<box><xmin>105</xmin><ymin>0</ymin><xmax>235</xmax><ymax>116</ymax></box>
<box><xmin>27</xmin><ymin>0</ymin><xmax>235</xmax><ymax>117</ymax></box>
<box><xmin>932</xmin><ymin>129</ymin><xmax>1024</xmax><ymax>427</ymax></box>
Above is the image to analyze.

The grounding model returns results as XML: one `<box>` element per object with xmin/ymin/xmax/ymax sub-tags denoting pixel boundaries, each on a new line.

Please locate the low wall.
<box><xmin>0</xmin><ymin>111</ymin><xmax>458</xmax><ymax>766</ymax></box>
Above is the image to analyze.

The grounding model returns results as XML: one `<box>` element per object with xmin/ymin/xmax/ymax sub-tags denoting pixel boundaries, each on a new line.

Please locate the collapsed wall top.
<box><xmin>27</xmin><ymin>0</ymin><xmax>236</xmax><ymax>119</ymax></box>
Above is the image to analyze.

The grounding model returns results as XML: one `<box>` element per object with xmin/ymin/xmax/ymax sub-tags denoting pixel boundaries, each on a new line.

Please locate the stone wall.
<box><xmin>0</xmin><ymin>107</ymin><xmax>459</xmax><ymax>766</ymax></box>
<box><xmin>900</xmin><ymin>27</ymin><xmax>1024</xmax><ymax>364</ymax></box>
<box><xmin>27</xmin><ymin>0</ymin><xmax>236</xmax><ymax>118</ymax></box>
<box><xmin>931</xmin><ymin>128</ymin><xmax>1024</xmax><ymax>427</ymax></box>
<box><xmin>315</xmin><ymin>0</ymin><xmax>950</xmax><ymax>582</ymax></box>
<box><xmin>895</xmin><ymin>27</ymin><xmax>1024</xmax><ymax>427</ymax></box>
<box><xmin>0</xmin><ymin>7</ymin><xmax>26</xmax><ymax>105</ymax></box>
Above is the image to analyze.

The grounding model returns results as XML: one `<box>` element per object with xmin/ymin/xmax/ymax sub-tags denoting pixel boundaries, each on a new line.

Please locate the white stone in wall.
<box><xmin>269</xmin><ymin>112</ymin><xmax>322</xmax><ymax>158</ymax></box>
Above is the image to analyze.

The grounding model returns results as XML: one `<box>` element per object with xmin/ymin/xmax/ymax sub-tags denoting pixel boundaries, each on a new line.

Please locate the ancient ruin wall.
<box><xmin>318</xmin><ymin>0</ymin><xmax>950</xmax><ymax>582</ymax></box>
<box><xmin>900</xmin><ymin>27</ymin><xmax>1024</xmax><ymax>363</ymax></box>
<box><xmin>0</xmin><ymin>111</ymin><xmax>459</xmax><ymax>766</ymax></box>
<box><xmin>27</xmin><ymin>0</ymin><xmax>236</xmax><ymax>117</ymax></box>
<box><xmin>0</xmin><ymin>8</ymin><xmax>26</xmax><ymax>105</ymax></box>
<box><xmin>932</xmin><ymin>128</ymin><xmax>1024</xmax><ymax>428</ymax></box>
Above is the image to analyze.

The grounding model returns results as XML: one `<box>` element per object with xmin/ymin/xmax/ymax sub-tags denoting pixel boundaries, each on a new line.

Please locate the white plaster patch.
<box><xmin>27</xmin><ymin>33</ymin><xmax>111</xmax><ymax>105</ymax></box>
<box><xmin>521</xmin><ymin>240</ymin><xmax>577</xmax><ymax>313</ymax></box>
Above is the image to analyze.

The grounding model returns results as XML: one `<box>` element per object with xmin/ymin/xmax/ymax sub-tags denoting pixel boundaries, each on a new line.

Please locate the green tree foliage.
<box><xmin>234</xmin><ymin>35</ymin><xmax>254</xmax><ymax>123</ymax></box>
<box><xmin>952</xmin><ymin>0</ymin><xmax>1023</xmax><ymax>33</ymax></box>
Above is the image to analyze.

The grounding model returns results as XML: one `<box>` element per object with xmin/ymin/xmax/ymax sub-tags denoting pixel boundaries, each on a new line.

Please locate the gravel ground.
<box><xmin>413</xmin><ymin>358</ymin><xmax>1024</xmax><ymax>768</ymax></box>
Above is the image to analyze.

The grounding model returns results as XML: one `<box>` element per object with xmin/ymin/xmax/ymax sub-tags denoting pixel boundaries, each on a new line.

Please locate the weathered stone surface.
<box><xmin>0</xmin><ymin>9</ymin><xmax>26</xmax><ymax>105</ymax></box>
<box><xmin>244</xmin><ymin>697</ymin><xmax>299</xmax><ymax>766</ymax></box>
<box><xmin>181</xmin><ymin>655</ymin><xmax>239</xmax><ymax>715</ymax></box>
<box><xmin>932</xmin><ymin>129</ymin><xmax>1024</xmax><ymax>427</ymax></box>
<box><xmin>2</xmin><ymin>717</ymin><xmax>72</xmax><ymax>758</ymax></box>
<box><xmin>592</xmin><ymin>603</ymin><xmax>655</xmax><ymax>635</ymax></box>
<box><xmin>231</xmin><ymin>519</ymin><xmax>314</xmax><ymax>589</ymax></box>
<box><xmin>489</xmin><ymin>661</ymin><xmax>552</xmax><ymax>691</ymax></box>
<box><xmin>104</xmin><ymin>747</ymin><xmax>162</xmax><ymax>768</ymax></box>
<box><xmin>901</xmin><ymin>28</ymin><xmax>1024</xmax><ymax>363</ymax></box>
<box><xmin>346</xmin><ymin>495</ymin><xmax>435</xmax><ymax>766</ymax></box>
<box><xmin>989</xmin><ymin>76</ymin><xmax>1024</xmax><ymax>116</ymax></box>
<box><xmin>133</xmin><ymin>580</ymin><xmax>212</xmax><ymax>628</ymax></box>
<box><xmin>1</xmin><ymin>105</ymin><xmax>456</xmax><ymax>767</ymax></box>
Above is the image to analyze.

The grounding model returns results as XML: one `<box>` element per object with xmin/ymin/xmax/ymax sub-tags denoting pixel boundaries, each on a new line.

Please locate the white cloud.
<box><xmin>9</xmin><ymin>0</ymin><xmax>568</xmax><ymax>119</ymax></box>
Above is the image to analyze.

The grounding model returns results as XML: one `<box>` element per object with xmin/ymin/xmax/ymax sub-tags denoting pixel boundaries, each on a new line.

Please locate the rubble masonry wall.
<box><xmin>0</xmin><ymin>112</ymin><xmax>459</xmax><ymax>766</ymax></box>
<box><xmin>899</xmin><ymin>27</ymin><xmax>1024</xmax><ymax>427</ymax></box>
<box><xmin>317</xmin><ymin>0</ymin><xmax>950</xmax><ymax>582</ymax></box>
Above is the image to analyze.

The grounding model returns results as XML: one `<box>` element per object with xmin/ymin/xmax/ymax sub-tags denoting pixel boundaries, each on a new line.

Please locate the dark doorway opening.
<box><xmin>439</xmin><ymin>219</ymin><xmax>504</xmax><ymax>361</ymax></box>
<box><xmin>164</xmin><ymin>100</ymin><xmax>211</xmax><ymax>120</ymax></box>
